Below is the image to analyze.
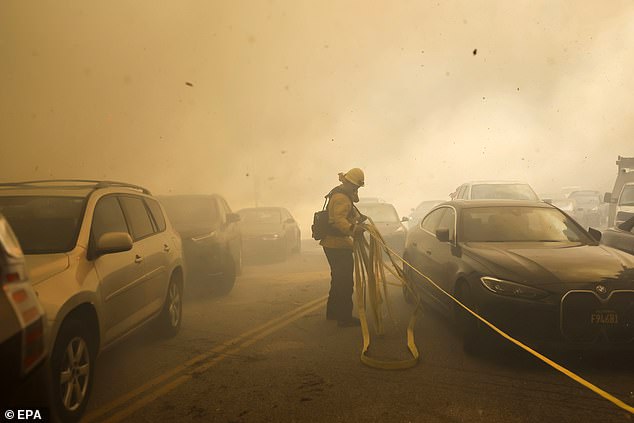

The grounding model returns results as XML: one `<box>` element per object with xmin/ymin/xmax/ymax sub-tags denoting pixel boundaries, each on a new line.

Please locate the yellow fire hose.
<box><xmin>354</xmin><ymin>219</ymin><xmax>634</xmax><ymax>414</ymax></box>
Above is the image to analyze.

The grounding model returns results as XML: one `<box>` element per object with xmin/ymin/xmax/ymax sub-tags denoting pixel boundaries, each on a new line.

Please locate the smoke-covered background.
<box><xmin>2</xmin><ymin>1</ymin><xmax>633</xmax><ymax>230</ymax></box>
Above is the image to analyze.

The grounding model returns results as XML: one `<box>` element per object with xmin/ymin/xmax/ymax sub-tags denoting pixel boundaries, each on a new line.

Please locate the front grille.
<box><xmin>561</xmin><ymin>291</ymin><xmax>634</xmax><ymax>343</ymax></box>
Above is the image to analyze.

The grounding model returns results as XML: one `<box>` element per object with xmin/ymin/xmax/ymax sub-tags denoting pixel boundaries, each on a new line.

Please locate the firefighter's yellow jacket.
<box><xmin>319</xmin><ymin>189</ymin><xmax>361</xmax><ymax>250</ymax></box>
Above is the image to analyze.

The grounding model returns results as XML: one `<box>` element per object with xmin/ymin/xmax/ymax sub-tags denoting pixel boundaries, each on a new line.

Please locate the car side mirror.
<box><xmin>401</xmin><ymin>216</ymin><xmax>410</xmax><ymax>222</ymax></box>
<box><xmin>603</xmin><ymin>192</ymin><xmax>613</xmax><ymax>203</ymax></box>
<box><xmin>435</xmin><ymin>228</ymin><xmax>450</xmax><ymax>243</ymax></box>
<box><xmin>588</xmin><ymin>227</ymin><xmax>602</xmax><ymax>242</ymax></box>
<box><xmin>95</xmin><ymin>232</ymin><xmax>133</xmax><ymax>257</ymax></box>
<box><xmin>226</xmin><ymin>213</ymin><xmax>241</xmax><ymax>224</ymax></box>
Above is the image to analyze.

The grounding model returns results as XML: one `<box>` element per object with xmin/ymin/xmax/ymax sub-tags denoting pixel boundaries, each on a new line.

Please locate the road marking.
<box><xmin>84</xmin><ymin>295</ymin><xmax>327</xmax><ymax>423</ymax></box>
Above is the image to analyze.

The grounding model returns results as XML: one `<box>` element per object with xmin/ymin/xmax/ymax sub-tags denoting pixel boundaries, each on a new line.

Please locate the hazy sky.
<box><xmin>2</xmin><ymin>1</ymin><xmax>633</xmax><ymax>228</ymax></box>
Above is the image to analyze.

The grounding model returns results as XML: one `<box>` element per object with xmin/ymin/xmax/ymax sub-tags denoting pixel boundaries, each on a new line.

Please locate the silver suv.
<box><xmin>0</xmin><ymin>180</ymin><xmax>185</xmax><ymax>422</ymax></box>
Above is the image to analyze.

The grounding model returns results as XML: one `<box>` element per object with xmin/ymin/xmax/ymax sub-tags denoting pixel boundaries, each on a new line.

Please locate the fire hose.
<box><xmin>353</xmin><ymin>218</ymin><xmax>634</xmax><ymax>414</ymax></box>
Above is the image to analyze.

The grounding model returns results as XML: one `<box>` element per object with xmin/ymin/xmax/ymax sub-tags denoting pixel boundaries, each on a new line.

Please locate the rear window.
<box><xmin>470</xmin><ymin>184</ymin><xmax>539</xmax><ymax>201</ymax></box>
<box><xmin>356</xmin><ymin>203</ymin><xmax>400</xmax><ymax>223</ymax></box>
<box><xmin>238</xmin><ymin>209</ymin><xmax>281</xmax><ymax>224</ymax></box>
<box><xmin>0</xmin><ymin>196</ymin><xmax>85</xmax><ymax>254</ymax></box>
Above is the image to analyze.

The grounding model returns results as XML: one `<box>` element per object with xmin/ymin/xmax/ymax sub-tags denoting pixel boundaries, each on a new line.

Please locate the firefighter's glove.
<box><xmin>352</xmin><ymin>224</ymin><xmax>366</xmax><ymax>238</ymax></box>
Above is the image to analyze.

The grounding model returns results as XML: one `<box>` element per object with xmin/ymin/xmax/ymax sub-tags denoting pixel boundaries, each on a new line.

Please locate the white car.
<box><xmin>450</xmin><ymin>180</ymin><xmax>540</xmax><ymax>201</ymax></box>
<box><xmin>0</xmin><ymin>180</ymin><xmax>185</xmax><ymax>422</ymax></box>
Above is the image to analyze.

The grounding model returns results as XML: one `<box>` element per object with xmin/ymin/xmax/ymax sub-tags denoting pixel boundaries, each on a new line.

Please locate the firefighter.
<box><xmin>321</xmin><ymin>168</ymin><xmax>366</xmax><ymax>327</ymax></box>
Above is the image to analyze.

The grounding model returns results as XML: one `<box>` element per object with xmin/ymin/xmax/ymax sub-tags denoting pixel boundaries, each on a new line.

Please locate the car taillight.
<box><xmin>5</xmin><ymin>272</ymin><xmax>20</xmax><ymax>283</ymax></box>
<box><xmin>11</xmin><ymin>288</ymin><xmax>28</xmax><ymax>303</ymax></box>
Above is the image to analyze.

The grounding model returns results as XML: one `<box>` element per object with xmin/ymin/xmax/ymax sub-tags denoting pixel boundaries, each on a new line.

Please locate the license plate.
<box><xmin>590</xmin><ymin>310</ymin><xmax>619</xmax><ymax>325</ymax></box>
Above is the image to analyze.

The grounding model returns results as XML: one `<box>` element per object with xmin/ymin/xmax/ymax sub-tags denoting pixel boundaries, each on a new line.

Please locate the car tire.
<box><xmin>215</xmin><ymin>251</ymin><xmax>236</xmax><ymax>295</ymax></box>
<box><xmin>292</xmin><ymin>234</ymin><xmax>301</xmax><ymax>254</ymax></box>
<box><xmin>454</xmin><ymin>283</ymin><xmax>486</xmax><ymax>355</ymax></box>
<box><xmin>50</xmin><ymin>318</ymin><xmax>97</xmax><ymax>423</ymax></box>
<box><xmin>158</xmin><ymin>276</ymin><xmax>183</xmax><ymax>337</ymax></box>
<box><xmin>235</xmin><ymin>245</ymin><xmax>243</xmax><ymax>276</ymax></box>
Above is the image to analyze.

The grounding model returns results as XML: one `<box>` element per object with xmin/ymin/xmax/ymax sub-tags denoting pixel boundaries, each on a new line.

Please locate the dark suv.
<box><xmin>159</xmin><ymin>195</ymin><xmax>242</xmax><ymax>295</ymax></box>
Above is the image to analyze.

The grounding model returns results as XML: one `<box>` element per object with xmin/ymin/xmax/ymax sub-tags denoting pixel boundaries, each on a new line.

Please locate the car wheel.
<box><xmin>158</xmin><ymin>277</ymin><xmax>183</xmax><ymax>337</ymax></box>
<box><xmin>215</xmin><ymin>251</ymin><xmax>236</xmax><ymax>295</ymax></box>
<box><xmin>292</xmin><ymin>234</ymin><xmax>301</xmax><ymax>254</ymax></box>
<box><xmin>454</xmin><ymin>283</ymin><xmax>485</xmax><ymax>354</ymax></box>
<box><xmin>50</xmin><ymin>318</ymin><xmax>96</xmax><ymax>423</ymax></box>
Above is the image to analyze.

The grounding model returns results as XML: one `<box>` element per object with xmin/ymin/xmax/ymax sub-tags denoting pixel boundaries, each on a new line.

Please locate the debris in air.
<box><xmin>473</xmin><ymin>48</ymin><xmax>477</xmax><ymax>55</ymax></box>
<box><xmin>185</xmin><ymin>82</ymin><xmax>193</xmax><ymax>87</ymax></box>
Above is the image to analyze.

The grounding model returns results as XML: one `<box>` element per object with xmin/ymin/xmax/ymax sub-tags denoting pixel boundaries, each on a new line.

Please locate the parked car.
<box><xmin>0</xmin><ymin>180</ymin><xmax>185</xmax><ymax>422</ymax></box>
<box><xmin>160</xmin><ymin>195</ymin><xmax>241</xmax><ymax>294</ymax></box>
<box><xmin>0</xmin><ymin>214</ymin><xmax>48</xmax><ymax>407</ymax></box>
<box><xmin>407</xmin><ymin>200</ymin><xmax>444</xmax><ymax>229</ymax></box>
<box><xmin>403</xmin><ymin>200</ymin><xmax>634</xmax><ymax>353</ymax></box>
<box><xmin>601</xmin><ymin>215</ymin><xmax>634</xmax><ymax>255</ymax></box>
<box><xmin>567</xmin><ymin>190</ymin><xmax>608</xmax><ymax>228</ymax></box>
<box><xmin>356</xmin><ymin>202</ymin><xmax>408</xmax><ymax>255</ymax></box>
<box><xmin>237</xmin><ymin>207</ymin><xmax>300</xmax><ymax>260</ymax></box>
<box><xmin>450</xmin><ymin>181</ymin><xmax>540</xmax><ymax>201</ymax></box>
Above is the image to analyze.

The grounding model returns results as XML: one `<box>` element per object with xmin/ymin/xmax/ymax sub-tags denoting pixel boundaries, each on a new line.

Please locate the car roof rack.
<box><xmin>0</xmin><ymin>179</ymin><xmax>151</xmax><ymax>194</ymax></box>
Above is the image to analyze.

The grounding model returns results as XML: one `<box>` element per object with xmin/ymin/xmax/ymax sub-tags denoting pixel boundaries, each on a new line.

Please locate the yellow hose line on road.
<box><xmin>361</xmin><ymin>224</ymin><xmax>633</xmax><ymax>414</ymax></box>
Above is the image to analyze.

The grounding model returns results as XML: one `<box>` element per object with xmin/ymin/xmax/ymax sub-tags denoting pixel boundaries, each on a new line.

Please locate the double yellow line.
<box><xmin>84</xmin><ymin>295</ymin><xmax>327</xmax><ymax>423</ymax></box>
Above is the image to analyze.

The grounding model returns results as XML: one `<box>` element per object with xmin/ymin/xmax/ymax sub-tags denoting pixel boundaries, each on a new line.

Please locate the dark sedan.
<box><xmin>601</xmin><ymin>216</ymin><xmax>634</xmax><ymax>255</ymax></box>
<box><xmin>237</xmin><ymin>207</ymin><xmax>301</xmax><ymax>260</ymax></box>
<box><xmin>403</xmin><ymin>200</ymin><xmax>634</xmax><ymax>353</ymax></box>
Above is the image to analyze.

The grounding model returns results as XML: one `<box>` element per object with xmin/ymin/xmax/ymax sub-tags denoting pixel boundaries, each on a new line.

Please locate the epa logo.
<box><xmin>4</xmin><ymin>409</ymin><xmax>43</xmax><ymax>420</ymax></box>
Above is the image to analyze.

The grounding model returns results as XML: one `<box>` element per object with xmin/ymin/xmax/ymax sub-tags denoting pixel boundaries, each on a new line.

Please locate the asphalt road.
<box><xmin>83</xmin><ymin>241</ymin><xmax>633</xmax><ymax>423</ymax></box>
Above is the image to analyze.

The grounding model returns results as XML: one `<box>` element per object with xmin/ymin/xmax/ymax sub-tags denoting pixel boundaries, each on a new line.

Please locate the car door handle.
<box><xmin>163</xmin><ymin>244</ymin><xmax>170</xmax><ymax>252</ymax></box>
<box><xmin>134</xmin><ymin>255</ymin><xmax>143</xmax><ymax>264</ymax></box>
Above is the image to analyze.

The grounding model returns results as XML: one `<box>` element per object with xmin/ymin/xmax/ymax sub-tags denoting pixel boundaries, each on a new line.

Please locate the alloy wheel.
<box><xmin>59</xmin><ymin>337</ymin><xmax>90</xmax><ymax>411</ymax></box>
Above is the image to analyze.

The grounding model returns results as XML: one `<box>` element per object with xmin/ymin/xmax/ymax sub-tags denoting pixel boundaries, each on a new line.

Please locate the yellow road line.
<box><xmin>85</xmin><ymin>295</ymin><xmax>327</xmax><ymax>422</ymax></box>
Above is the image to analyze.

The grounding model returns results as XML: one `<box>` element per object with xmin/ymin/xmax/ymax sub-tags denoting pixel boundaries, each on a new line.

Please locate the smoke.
<box><xmin>1</xmin><ymin>1</ymin><xmax>633</xmax><ymax>230</ymax></box>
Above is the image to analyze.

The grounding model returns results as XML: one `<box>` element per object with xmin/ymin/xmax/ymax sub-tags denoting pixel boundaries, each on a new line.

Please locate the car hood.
<box><xmin>241</xmin><ymin>223</ymin><xmax>283</xmax><ymax>236</ymax></box>
<box><xmin>25</xmin><ymin>254</ymin><xmax>70</xmax><ymax>285</ymax></box>
<box><xmin>463</xmin><ymin>242</ymin><xmax>634</xmax><ymax>290</ymax></box>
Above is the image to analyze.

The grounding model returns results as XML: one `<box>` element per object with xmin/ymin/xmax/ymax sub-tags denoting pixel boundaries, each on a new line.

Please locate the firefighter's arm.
<box><xmin>329</xmin><ymin>193</ymin><xmax>354</xmax><ymax>236</ymax></box>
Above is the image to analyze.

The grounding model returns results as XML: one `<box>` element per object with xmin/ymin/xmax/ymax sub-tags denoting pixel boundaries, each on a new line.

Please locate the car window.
<box><xmin>160</xmin><ymin>197</ymin><xmax>220</xmax><ymax>230</ymax></box>
<box><xmin>92</xmin><ymin>196</ymin><xmax>129</xmax><ymax>243</ymax></box>
<box><xmin>145</xmin><ymin>198</ymin><xmax>166</xmax><ymax>232</ymax></box>
<box><xmin>239</xmin><ymin>209</ymin><xmax>282</xmax><ymax>224</ymax></box>
<box><xmin>458</xmin><ymin>185</ymin><xmax>468</xmax><ymax>199</ymax></box>
<box><xmin>422</xmin><ymin>208</ymin><xmax>446</xmax><ymax>232</ymax></box>
<box><xmin>470</xmin><ymin>184</ymin><xmax>539</xmax><ymax>200</ymax></box>
<box><xmin>619</xmin><ymin>185</ymin><xmax>634</xmax><ymax>206</ymax></box>
<box><xmin>437</xmin><ymin>208</ymin><xmax>456</xmax><ymax>240</ymax></box>
<box><xmin>119</xmin><ymin>196</ymin><xmax>155</xmax><ymax>240</ymax></box>
<box><xmin>356</xmin><ymin>203</ymin><xmax>400</xmax><ymax>223</ymax></box>
<box><xmin>0</xmin><ymin>196</ymin><xmax>85</xmax><ymax>254</ymax></box>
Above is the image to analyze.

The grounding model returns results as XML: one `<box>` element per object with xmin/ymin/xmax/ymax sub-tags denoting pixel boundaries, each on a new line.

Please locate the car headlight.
<box><xmin>261</xmin><ymin>233</ymin><xmax>281</xmax><ymax>240</ymax></box>
<box><xmin>480</xmin><ymin>276</ymin><xmax>548</xmax><ymax>300</ymax></box>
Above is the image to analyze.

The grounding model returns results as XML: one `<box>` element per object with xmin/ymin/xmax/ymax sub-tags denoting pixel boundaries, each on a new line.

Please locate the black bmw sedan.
<box><xmin>403</xmin><ymin>200</ymin><xmax>634</xmax><ymax>353</ymax></box>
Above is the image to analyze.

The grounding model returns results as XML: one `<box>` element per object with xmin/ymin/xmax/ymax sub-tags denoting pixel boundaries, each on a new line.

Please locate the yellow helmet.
<box><xmin>341</xmin><ymin>167</ymin><xmax>365</xmax><ymax>187</ymax></box>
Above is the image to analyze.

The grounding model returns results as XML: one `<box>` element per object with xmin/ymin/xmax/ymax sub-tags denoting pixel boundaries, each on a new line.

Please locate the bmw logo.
<box><xmin>595</xmin><ymin>284</ymin><xmax>607</xmax><ymax>295</ymax></box>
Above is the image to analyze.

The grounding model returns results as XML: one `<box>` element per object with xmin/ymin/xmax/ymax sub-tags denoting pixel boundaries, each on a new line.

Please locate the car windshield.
<box><xmin>160</xmin><ymin>197</ymin><xmax>219</xmax><ymax>229</ymax></box>
<box><xmin>470</xmin><ymin>184</ymin><xmax>539</xmax><ymax>200</ymax></box>
<box><xmin>0</xmin><ymin>196</ymin><xmax>85</xmax><ymax>254</ymax></box>
<box><xmin>356</xmin><ymin>203</ymin><xmax>399</xmax><ymax>223</ymax></box>
<box><xmin>619</xmin><ymin>186</ymin><xmax>634</xmax><ymax>206</ymax></box>
<box><xmin>238</xmin><ymin>209</ymin><xmax>281</xmax><ymax>225</ymax></box>
<box><xmin>460</xmin><ymin>206</ymin><xmax>593</xmax><ymax>243</ymax></box>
